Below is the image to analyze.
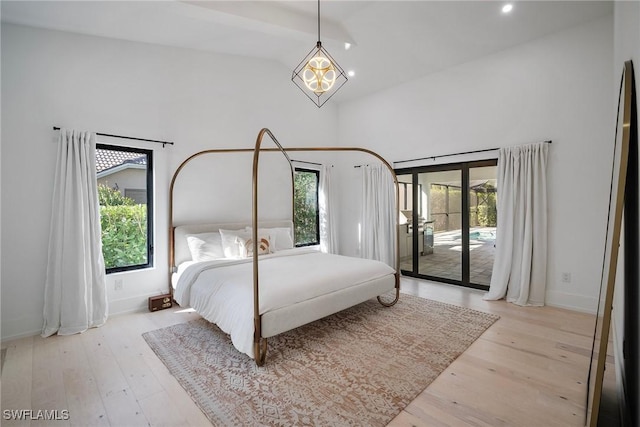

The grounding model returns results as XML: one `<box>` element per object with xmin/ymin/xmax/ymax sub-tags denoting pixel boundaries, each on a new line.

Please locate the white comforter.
<box><xmin>173</xmin><ymin>249</ymin><xmax>395</xmax><ymax>358</ymax></box>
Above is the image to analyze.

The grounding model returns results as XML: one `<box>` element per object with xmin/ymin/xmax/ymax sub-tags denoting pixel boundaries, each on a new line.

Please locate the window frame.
<box><xmin>395</xmin><ymin>159</ymin><xmax>497</xmax><ymax>291</ymax></box>
<box><xmin>97</xmin><ymin>143</ymin><xmax>154</xmax><ymax>274</ymax></box>
<box><xmin>293</xmin><ymin>167</ymin><xmax>320</xmax><ymax>247</ymax></box>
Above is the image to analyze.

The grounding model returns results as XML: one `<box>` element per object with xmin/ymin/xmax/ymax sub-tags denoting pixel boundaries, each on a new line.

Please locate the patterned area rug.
<box><xmin>143</xmin><ymin>294</ymin><xmax>499</xmax><ymax>426</ymax></box>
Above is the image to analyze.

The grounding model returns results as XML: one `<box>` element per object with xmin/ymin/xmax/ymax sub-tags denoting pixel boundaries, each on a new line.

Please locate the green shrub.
<box><xmin>100</xmin><ymin>204</ymin><xmax>147</xmax><ymax>268</ymax></box>
<box><xmin>98</xmin><ymin>185</ymin><xmax>147</xmax><ymax>269</ymax></box>
<box><xmin>477</xmin><ymin>194</ymin><xmax>497</xmax><ymax>227</ymax></box>
<box><xmin>98</xmin><ymin>183</ymin><xmax>135</xmax><ymax>206</ymax></box>
<box><xmin>294</xmin><ymin>172</ymin><xmax>318</xmax><ymax>245</ymax></box>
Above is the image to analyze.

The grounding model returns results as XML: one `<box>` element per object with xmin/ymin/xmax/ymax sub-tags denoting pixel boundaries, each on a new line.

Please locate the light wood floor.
<box><xmin>1</xmin><ymin>278</ymin><xmax>600</xmax><ymax>426</ymax></box>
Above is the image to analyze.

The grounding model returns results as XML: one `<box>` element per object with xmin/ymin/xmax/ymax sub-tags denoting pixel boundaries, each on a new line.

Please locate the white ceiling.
<box><xmin>1</xmin><ymin>0</ymin><xmax>613</xmax><ymax>103</ymax></box>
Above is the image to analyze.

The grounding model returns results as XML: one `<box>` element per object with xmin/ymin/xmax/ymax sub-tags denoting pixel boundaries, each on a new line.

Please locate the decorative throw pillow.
<box><xmin>245</xmin><ymin>227</ymin><xmax>293</xmax><ymax>251</ymax></box>
<box><xmin>219</xmin><ymin>229</ymin><xmax>250</xmax><ymax>259</ymax></box>
<box><xmin>185</xmin><ymin>232</ymin><xmax>225</xmax><ymax>262</ymax></box>
<box><xmin>237</xmin><ymin>234</ymin><xmax>272</xmax><ymax>257</ymax></box>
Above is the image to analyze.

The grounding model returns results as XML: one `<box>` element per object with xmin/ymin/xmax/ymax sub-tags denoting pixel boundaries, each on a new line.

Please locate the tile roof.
<box><xmin>96</xmin><ymin>149</ymin><xmax>146</xmax><ymax>173</ymax></box>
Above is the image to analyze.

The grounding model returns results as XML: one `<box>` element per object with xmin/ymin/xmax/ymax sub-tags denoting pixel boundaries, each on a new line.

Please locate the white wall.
<box><xmin>337</xmin><ymin>15</ymin><xmax>614</xmax><ymax>313</ymax></box>
<box><xmin>612</xmin><ymin>1</ymin><xmax>640</xmax><ymax>422</ymax></box>
<box><xmin>0</xmin><ymin>13</ymin><xmax>622</xmax><ymax>338</ymax></box>
<box><xmin>0</xmin><ymin>23</ymin><xmax>339</xmax><ymax>340</ymax></box>
<box><xmin>98</xmin><ymin>168</ymin><xmax>147</xmax><ymax>198</ymax></box>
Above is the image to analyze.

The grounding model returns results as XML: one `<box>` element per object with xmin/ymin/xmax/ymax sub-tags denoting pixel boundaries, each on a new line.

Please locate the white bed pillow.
<box><xmin>185</xmin><ymin>232</ymin><xmax>225</xmax><ymax>262</ymax></box>
<box><xmin>219</xmin><ymin>229</ymin><xmax>249</xmax><ymax>259</ymax></box>
<box><xmin>245</xmin><ymin>227</ymin><xmax>294</xmax><ymax>251</ymax></box>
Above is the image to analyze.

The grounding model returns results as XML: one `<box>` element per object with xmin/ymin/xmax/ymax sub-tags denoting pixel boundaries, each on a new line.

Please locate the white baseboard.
<box><xmin>1</xmin><ymin>293</ymin><xmax>165</xmax><ymax>345</ymax></box>
<box><xmin>108</xmin><ymin>291</ymin><xmax>165</xmax><ymax>316</ymax></box>
<box><xmin>0</xmin><ymin>327</ymin><xmax>43</xmax><ymax>344</ymax></box>
<box><xmin>545</xmin><ymin>290</ymin><xmax>598</xmax><ymax>314</ymax></box>
<box><xmin>1</xmin><ymin>315</ymin><xmax>44</xmax><ymax>344</ymax></box>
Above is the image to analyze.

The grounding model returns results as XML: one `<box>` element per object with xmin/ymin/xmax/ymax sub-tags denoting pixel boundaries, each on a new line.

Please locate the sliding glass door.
<box><xmin>397</xmin><ymin>160</ymin><xmax>497</xmax><ymax>290</ymax></box>
<box><xmin>417</xmin><ymin>169</ymin><xmax>462</xmax><ymax>281</ymax></box>
<box><xmin>469</xmin><ymin>165</ymin><xmax>498</xmax><ymax>287</ymax></box>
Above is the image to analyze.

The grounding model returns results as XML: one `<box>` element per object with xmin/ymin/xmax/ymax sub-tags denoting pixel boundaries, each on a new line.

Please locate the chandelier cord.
<box><xmin>317</xmin><ymin>0</ymin><xmax>321</xmax><ymax>43</ymax></box>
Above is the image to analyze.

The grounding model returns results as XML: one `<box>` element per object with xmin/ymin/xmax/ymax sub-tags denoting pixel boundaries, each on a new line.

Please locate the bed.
<box><xmin>171</xmin><ymin>220</ymin><xmax>397</xmax><ymax>360</ymax></box>
<box><xmin>168</xmin><ymin>128</ymin><xmax>400</xmax><ymax>365</ymax></box>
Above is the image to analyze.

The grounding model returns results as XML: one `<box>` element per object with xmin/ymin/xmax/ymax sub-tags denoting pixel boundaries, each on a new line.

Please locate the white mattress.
<box><xmin>173</xmin><ymin>248</ymin><xmax>396</xmax><ymax>359</ymax></box>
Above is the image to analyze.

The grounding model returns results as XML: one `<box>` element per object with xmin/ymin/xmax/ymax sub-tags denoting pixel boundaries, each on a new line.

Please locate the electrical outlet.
<box><xmin>561</xmin><ymin>272</ymin><xmax>572</xmax><ymax>283</ymax></box>
<box><xmin>114</xmin><ymin>278</ymin><xmax>124</xmax><ymax>291</ymax></box>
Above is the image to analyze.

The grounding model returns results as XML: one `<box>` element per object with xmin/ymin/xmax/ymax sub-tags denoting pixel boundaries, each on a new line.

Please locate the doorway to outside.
<box><xmin>396</xmin><ymin>160</ymin><xmax>497</xmax><ymax>291</ymax></box>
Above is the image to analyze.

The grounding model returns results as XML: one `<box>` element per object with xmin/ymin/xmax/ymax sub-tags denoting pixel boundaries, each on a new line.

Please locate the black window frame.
<box><xmin>395</xmin><ymin>159</ymin><xmax>497</xmax><ymax>291</ymax></box>
<box><xmin>293</xmin><ymin>168</ymin><xmax>320</xmax><ymax>247</ymax></box>
<box><xmin>97</xmin><ymin>143</ymin><xmax>154</xmax><ymax>274</ymax></box>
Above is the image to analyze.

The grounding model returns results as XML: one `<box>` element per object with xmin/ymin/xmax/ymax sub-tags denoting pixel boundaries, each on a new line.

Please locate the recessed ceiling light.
<box><xmin>347</xmin><ymin>70</ymin><xmax>355</xmax><ymax>77</ymax></box>
<box><xmin>502</xmin><ymin>4</ymin><xmax>513</xmax><ymax>13</ymax></box>
<box><xmin>344</xmin><ymin>42</ymin><xmax>352</xmax><ymax>51</ymax></box>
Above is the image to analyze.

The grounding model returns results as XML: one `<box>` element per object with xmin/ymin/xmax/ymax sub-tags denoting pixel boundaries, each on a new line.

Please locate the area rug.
<box><xmin>143</xmin><ymin>294</ymin><xmax>499</xmax><ymax>426</ymax></box>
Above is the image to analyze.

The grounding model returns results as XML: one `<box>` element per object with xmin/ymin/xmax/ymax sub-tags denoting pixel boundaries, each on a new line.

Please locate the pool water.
<box><xmin>452</xmin><ymin>230</ymin><xmax>495</xmax><ymax>241</ymax></box>
<box><xmin>471</xmin><ymin>230</ymin><xmax>495</xmax><ymax>241</ymax></box>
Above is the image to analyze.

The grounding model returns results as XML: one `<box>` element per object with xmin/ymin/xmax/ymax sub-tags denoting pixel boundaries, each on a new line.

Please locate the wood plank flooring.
<box><xmin>1</xmin><ymin>278</ymin><xmax>598</xmax><ymax>426</ymax></box>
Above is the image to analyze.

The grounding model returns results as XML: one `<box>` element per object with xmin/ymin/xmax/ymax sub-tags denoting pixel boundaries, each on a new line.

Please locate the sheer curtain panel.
<box><xmin>319</xmin><ymin>165</ymin><xmax>338</xmax><ymax>253</ymax></box>
<box><xmin>484</xmin><ymin>142</ymin><xmax>548</xmax><ymax>306</ymax></box>
<box><xmin>361</xmin><ymin>163</ymin><xmax>396</xmax><ymax>268</ymax></box>
<box><xmin>42</xmin><ymin>128</ymin><xmax>108</xmax><ymax>337</ymax></box>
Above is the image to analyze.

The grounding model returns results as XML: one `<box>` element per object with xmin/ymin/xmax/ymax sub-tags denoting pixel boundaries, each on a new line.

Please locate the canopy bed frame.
<box><xmin>168</xmin><ymin>128</ymin><xmax>401</xmax><ymax>365</ymax></box>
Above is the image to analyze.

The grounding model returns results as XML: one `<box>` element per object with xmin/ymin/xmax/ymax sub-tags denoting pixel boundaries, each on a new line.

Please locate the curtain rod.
<box><xmin>53</xmin><ymin>126</ymin><xmax>174</xmax><ymax>147</ymax></box>
<box><xmin>393</xmin><ymin>140</ymin><xmax>552</xmax><ymax>165</ymax></box>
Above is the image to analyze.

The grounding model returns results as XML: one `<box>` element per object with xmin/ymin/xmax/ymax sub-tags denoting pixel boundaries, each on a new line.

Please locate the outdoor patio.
<box><xmin>400</xmin><ymin>227</ymin><xmax>496</xmax><ymax>286</ymax></box>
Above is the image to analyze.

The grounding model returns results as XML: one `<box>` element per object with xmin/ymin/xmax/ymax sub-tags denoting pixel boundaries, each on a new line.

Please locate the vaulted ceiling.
<box><xmin>1</xmin><ymin>1</ymin><xmax>613</xmax><ymax>102</ymax></box>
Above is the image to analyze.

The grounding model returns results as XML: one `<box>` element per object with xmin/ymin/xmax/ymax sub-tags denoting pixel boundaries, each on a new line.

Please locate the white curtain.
<box><xmin>361</xmin><ymin>163</ymin><xmax>396</xmax><ymax>268</ymax></box>
<box><xmin>484</xmin><ymin>142</ymin><xmax>548</xmax><ymax>306</ymax></box>
<box><xmin>42</xmin><ymin>128</ymin><xmax>108</xmax><ymax>337</ymax></box>
<box><xmin>319</xmin><ymin>165</ymin><xmax>338</xmax><ymax>253</ymax></box>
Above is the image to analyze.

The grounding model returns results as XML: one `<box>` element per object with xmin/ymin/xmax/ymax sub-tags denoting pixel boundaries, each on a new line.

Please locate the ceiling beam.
<box><xmin>179</xmin><ymin>1</ymin><xmax>356</xmax><ymax>45</ymax></box>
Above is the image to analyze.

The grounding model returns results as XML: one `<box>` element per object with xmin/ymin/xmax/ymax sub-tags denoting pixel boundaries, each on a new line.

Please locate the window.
<box><xmin>293</xmin><ymin>168</ymin><xmax>319</xmax><ymax>246</ymax></box>
<box><xmin>96</xmin><ymin>144</ymin><xmax>153</xmax><ymax>273</ymax></box>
